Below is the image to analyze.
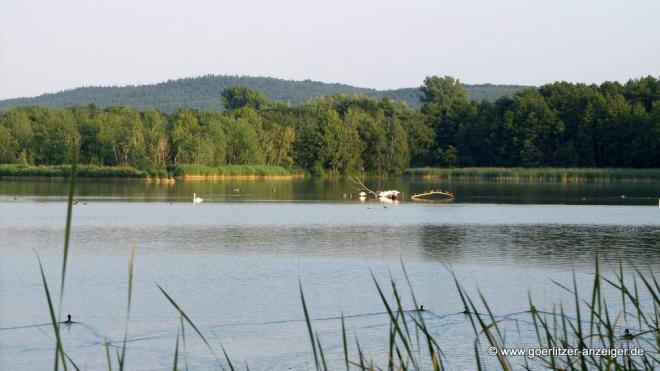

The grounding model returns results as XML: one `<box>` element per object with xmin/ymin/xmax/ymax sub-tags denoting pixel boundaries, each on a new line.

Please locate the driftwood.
<box><xmin>349</xmin><ymin>176</ymin><xmax>377</xmax><ymax>197</ymax></box>
<box><xmin>411</xmin><ymin>189</ymin><xmax>455</xmax><ymax>202</ymax></box>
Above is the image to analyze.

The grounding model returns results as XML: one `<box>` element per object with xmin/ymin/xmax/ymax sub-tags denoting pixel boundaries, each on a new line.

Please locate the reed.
<box><xmin>173</xmin><ymin>164</ymin><xmax>306</xmax><ymax>178</ymax></box>
<box><xmin>0</xmin><ymin>164</ymin><xmax>154</xmax><ymax>178</ymax></box>
<box><xmin>404</xmin><ymin>167</ymin><xmax>660</xmax><ymax>182</ymax></box>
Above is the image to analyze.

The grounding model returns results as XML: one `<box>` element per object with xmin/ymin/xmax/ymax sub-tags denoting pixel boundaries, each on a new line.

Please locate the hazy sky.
<box><xmin>1</xmin><ymin>0</ymin><xmax>658</xmax><ymax>99</ymax></box>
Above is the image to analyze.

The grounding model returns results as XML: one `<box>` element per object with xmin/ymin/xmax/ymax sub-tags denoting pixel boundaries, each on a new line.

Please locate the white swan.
<box><xmin>193</xmin><ymin>193</ymin><xmax>203</xmax><ymax>203</ymax></box>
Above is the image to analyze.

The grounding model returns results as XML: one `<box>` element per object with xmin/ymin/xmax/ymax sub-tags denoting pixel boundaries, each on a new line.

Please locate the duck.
<box><xmin>193</xmin><ymin>193</ymin><xmax>203</xmax><ymax>203</ymax></box>
<box><xmin>622</xmin><ymin>329</ymin><xmax>634</xmax><ymax>340</ymax></box>
<box><xmin>63</xmin><ymin>314</ymin><xmax>73</xmax><ymax>324</ymax></box>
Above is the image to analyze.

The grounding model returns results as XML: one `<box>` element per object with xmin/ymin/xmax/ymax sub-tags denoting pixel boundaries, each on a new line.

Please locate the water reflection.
<box><xmin>418</xmin><ymin>224</ymin><xmax>660</xmax><ymax>267</ymax></box>
<box><xmin>0</xmin><ymin>178</ymin><xmax>659</xmax><ymax>205</ymax></box>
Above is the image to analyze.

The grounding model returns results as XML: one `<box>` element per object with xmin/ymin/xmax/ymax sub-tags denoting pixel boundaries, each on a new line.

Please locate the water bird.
<box><xmin>622</xmin><ymin>329</ymin><xmax>634</xmax><ymax>340</ymax></box>
<box><xmin>419</xmin><ymin>305</ymin><xmax>425</xmax><ymax>311</ymax></box>
<box><xmin>73</xmin><ymin>201</ymin><xmax>79</xmax><ymax>205</ymax></box>
<box><xmin>64</xmin><ymin>314</ymin><xmax>73</xmax><ymax>324</ymax></box>
<box><xmin>193</xmin><ymin>193</ymin><xmax>203</xmax><ymax>203</ymax></box>
<box><xmin>12</xmin><ymin>196</ymin><xmax>17</xmax><ymax>200</ymax></box>
<box><xmin>233</xmin><ymin>188</ymin><xmax>240</xmax><ymax>193</ymax></box>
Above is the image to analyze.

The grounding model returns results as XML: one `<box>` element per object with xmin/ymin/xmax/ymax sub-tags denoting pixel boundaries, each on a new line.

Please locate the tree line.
<box><xmin>0</xmin><ymin>75</ymin><xmax>658</xmax><ymax>175</ymax></box>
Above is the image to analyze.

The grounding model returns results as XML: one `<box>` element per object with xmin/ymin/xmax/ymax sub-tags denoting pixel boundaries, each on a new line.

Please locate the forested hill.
<box><xmin>0</xmin><ymin>75</ymin><xmax>528</xmax><ymax>112</ymax></box>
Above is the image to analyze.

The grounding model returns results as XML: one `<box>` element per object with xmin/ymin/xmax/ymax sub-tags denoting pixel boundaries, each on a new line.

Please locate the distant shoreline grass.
<box><xmin>0</xmin><ymin>163</ymin><xmax>307</xmax><ymax>180</ymax></box>
<box><xmin>3</xmin><ymin>164</ymin><xmax>659</xmax><ymax>182</ymax></box>
<box><xmin>0</xmin><ymin>164</ymin><xmax>154</xmax><ymax>179</ymax></box>
<box><xmin>172</xmin><ymin>164</ymin><xmax>307</xmax><ymax>179</ymax></box>
<box><xmin>404</xmin><ymin>167</ymin><xmax>660</xmax><ymax>182</ymax></box>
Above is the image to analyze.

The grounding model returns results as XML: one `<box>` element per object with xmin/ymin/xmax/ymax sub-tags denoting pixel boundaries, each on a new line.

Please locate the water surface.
<box><xmin>1</xmin><ymin>179</ymin><xmax>658</xmax><ymax>370</ymax></box>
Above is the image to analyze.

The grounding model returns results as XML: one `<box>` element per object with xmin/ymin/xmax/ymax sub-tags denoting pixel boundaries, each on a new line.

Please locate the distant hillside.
<box><xmin>0</xmin><ymin>75</ymin><xmax>529</xmax><ymax>112</ymax></box>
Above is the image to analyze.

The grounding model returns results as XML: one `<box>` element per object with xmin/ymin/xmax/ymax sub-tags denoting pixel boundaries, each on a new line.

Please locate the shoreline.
<box><xmin>1</xmin><ymin>164</ymin><xmax>659</xmax><ymax>182</ymax></box>
<box><xmin>403</xmin><ymin>167</ymin><xmax>660</xmax><ymax>183</ymax></box>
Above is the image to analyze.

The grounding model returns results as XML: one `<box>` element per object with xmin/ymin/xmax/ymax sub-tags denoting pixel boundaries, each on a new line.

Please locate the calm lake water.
<box><xmin>1</xmin><ymin>178</ymin><xmax>659</xmax><ymax>370</ymax></box>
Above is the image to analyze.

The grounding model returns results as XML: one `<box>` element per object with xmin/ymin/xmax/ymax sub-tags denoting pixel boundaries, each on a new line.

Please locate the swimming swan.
<box><xmin>193</xmin><ymin>193</ymin><xmax>203</xmax><ymax>203</ymax></box>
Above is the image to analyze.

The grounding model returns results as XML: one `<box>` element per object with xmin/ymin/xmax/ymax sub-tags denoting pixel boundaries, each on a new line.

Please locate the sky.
<box><xmin>0</xmin><ymin>0</ymin><xmax>658</xmax><ymax>99</ymax></box>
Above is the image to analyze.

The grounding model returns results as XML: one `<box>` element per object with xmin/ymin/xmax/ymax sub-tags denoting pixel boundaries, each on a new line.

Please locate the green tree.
<box><xmin>221</xmin><ymin>86</ymin><xmax>268</xmax><ymax>110</ymax></box>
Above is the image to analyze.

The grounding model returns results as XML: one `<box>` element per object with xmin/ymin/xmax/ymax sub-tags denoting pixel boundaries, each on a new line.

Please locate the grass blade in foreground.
<box><xmin>37</xmin><ymin>256</ymin><xmax>69</xmax><ymax>371</ymax></box>
<box><xmin>59</xmin><ymin>148</ymin><xmax>78</xmax><ymax>316</ymax></box>
<box><xmin>156</xmin><ymin>284</ymin><xmax>222</xmax><ymax>367</ymax></box>
<box><xmin>119</xmin><ymin>247</ymin><xmax>135</xmax><ymax>371</ymax></box>
<box><xmin>299</xmin><ymin>281</ymin><xmax>320</xmax><ymax>371</ymax></box>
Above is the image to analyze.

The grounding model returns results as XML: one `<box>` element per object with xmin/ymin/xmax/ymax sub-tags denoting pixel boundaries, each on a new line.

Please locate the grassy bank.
<box><xmin>0</xmin><ymin>164</ymin><xmax>158</xmax><ymax>178</ymax></box>
<box><xmin>0</xmin><ymin>164</ymin><xmax>306</xmax><ymax>179</ymax></box>
<box><xmin>404</xmin><ymin>167</ymin><xmax>660</xmax><ymax>182</ymax></box>
<box><xmin>172</xmin><ymin>164</ymin><xmax>306</xmax><ymax>179</ymax></box>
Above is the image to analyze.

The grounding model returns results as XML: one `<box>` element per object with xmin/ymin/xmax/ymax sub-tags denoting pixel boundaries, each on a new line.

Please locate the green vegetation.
<box><xmin>0</xmin><ymin>75</ymin><xmax>658</xmax><ymax>179</ymax></box>
<box><xmin>0</xmin><ymin>75</ymin><xmax>529</xmax><ymax>112</ymax></box>
<box><xmin>173</xmin><ymin>164</ymin><xmax>304</xmax><ymax>177</ymax></box>
<box><xmin>405</xmin><ymin>167</ymin><xmax>660</xmax><ymax>181</ymax></box>
<box><xmin>0</xmin><ymin>164</ymin><xmax>152</xmax><ymax>178</ymax></box>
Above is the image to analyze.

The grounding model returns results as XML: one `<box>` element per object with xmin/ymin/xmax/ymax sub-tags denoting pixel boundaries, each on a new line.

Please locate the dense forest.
<box><xmin>0</xmin><ymin>75</ymin><xmax>527</xmax><ymax>112</ymax></box>
<box><xmin>0</xmin><ymin>75</ymin><xmax>658</xmax><ymax>176</ymax></box>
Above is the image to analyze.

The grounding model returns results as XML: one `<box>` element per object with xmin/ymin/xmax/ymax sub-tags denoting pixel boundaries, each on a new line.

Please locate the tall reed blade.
<box><xmin>341</xmin><ymin>313</ymin><xmax>349</xmax><ymax>371</ymax></box>
<box><xmin>38</xmin><ymin>256</ymin><xmax>69</xmax><ymax>371</ymax></box>
<box><xmin>155</xmin><ymin>284</ymin><xmax>221</xmax><ymax>364</ymax></box>
<box><xmin>59</xmin><ymin>146</ymin><xmax>78</xmax><ymax>314</ymax></box>
<box><xmin>172</xmin><ymin>330</ymin><xmax>180</xmax><ymax>371</ymax></box>
<box><xmin>299</xmin><ymin>281</ymin><xmax>320</xmax><ymax>371</ymax></box>
<box><xmin>119</xmin><ymin>247</ymin><xmax>135</xmax><ymax>371</ymax></box>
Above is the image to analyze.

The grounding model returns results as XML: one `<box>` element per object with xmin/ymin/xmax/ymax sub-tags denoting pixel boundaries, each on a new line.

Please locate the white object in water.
<box><xmin>193</xmin><ymin>193</ymin><xmax>203</xmax><ymax>203</ymax></box>
<box><xmin>377</xmin><ymin>190</ymin><xmax>400</xmax><ymax>198</ymax></box>
<box><xmin>358</xmin><ymin>191</ymin><xmax>367</xmax><ymax>197</ymax></box>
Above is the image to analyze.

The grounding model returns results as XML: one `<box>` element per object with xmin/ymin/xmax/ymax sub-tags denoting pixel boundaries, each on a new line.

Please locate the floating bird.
<box><xmin>193</xmin><ymin>193</ymin><xmax>203</xmax><ymax>203</ymax></box>
<box><xmin>622</xmin><ymin>329</ymin><xmax>634</xmax><ymax>340</ymax></box>
<box><xmin>64</xmin><ymin>314</ymin><xmax>73</xmax><ymax>324</ymax></box>
<box><xmin>419</xmin><ymin>305</ymin><xmax>425</xmax><ymax>312</ymax></box>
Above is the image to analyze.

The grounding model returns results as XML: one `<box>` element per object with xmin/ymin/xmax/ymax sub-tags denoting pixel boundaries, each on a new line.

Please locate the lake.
<box><xmin>1</xmin><ymin>178</ymin><xmax>659</xmax><ymax>370</ymax></box>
